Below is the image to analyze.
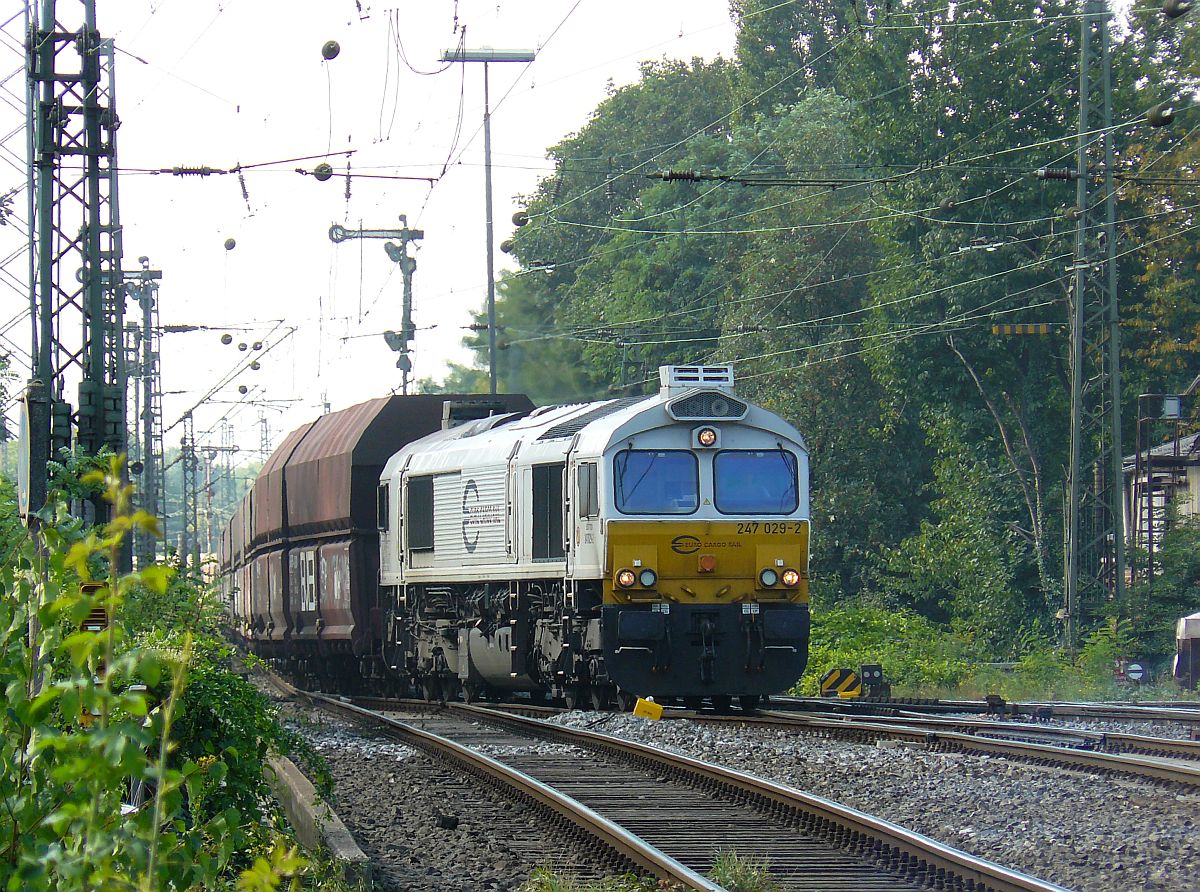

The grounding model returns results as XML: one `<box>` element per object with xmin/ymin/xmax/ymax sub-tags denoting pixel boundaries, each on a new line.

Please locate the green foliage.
<box><xmin>1127</xmin><ymin>517</ymin><xmax>1200</xmax><ymax>657</ymax></box>
<box><xmin>799</xmin><ymin>599</ymin><xmax>974</xmax><ymax>694</ymax></box>
<box><xmin>708</xmin><ymin>850</ymin><xmax>779</xmax><ymax>892</ymax></box>
<box><xmin>0</xmin><ymin>456</ymin><xmax>330</xmax><ymax>890</ymax></box>
<box><xmin>517</xmin><ymin>869</ymin><xmax>667</xmax><ymax>892</ymax></box>
<box><xmin>876</xmin><ymin>411</ymin><xmax>1041</xmax><ymax>655</ymax></box>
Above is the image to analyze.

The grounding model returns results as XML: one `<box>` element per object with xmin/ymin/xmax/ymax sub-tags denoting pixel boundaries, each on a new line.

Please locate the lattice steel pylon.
<box><xmin>24</xmin><ymin>1</ymin><xmax>126</xmax><ymax>517</ymax></box>
<box><xmin>1064</xmin><ymin>0</ymin><xmax>1124</xmax><ymax>646</ymax></box>
<box><xmin>258</xmin><ymin>410</ymin><xmax>270</xmax><ymax>462</ymax></box>
<box><xmin>125</xmin><ymin>259</ymin><xmax>163</xmax><ymax>566</ymax></box>
<box><xmin>181</xmin><ymin>413</ymin><xmax>199</xmax><ymax>572</ymax></box>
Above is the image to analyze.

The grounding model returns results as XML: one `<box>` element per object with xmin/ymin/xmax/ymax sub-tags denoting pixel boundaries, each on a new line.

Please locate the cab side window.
<box><xmin>532</xmin><ymin>463</ymin><xmax>565</xmax><ymax>560</ymax></box>
<box><xmin>407</xmin><ymin>476</ymin><xmax>434</xmax><ymax>551</ymax></box>
<box><xmin>577</xmin><ymin>462</ymin><xmax>598</xmax><ymax>518</ymax></box>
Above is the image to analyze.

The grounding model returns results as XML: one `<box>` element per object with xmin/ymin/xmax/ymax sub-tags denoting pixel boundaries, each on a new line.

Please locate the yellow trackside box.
<box><xmin>632</xmin><ymin>697</ymin><xmax>664</xmax><ymax>721</ymax></box>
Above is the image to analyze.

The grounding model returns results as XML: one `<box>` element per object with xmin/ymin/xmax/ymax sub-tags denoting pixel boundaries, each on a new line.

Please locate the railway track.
<box><xmin>350</xmin><ymin>693</ymin><xmax>1200</xmax><ymax>786</ymax></box>
<box><xmin>278</xmin><ymin>682</ymin><xmax>1065</xmax><ymax>892</ymax></box>
<box><xmin>776</xmin><ymin>696</ymin><xmax>1200</xmax><ymax>725</ymax></box>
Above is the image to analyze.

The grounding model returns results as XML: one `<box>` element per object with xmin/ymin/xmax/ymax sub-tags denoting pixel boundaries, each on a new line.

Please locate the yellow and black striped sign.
<box><xmin>820</xmin><ymin>668</ymin><xmax>862</xmax><ymax>698</ymax></box>
<box><xmin>991</xmin><ymin>323</ymin><xmax>1053</xmax><ymax>336</ymax></box>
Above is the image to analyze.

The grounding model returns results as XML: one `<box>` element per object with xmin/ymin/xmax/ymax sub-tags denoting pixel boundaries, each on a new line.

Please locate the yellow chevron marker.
<box><xmin>991</xmin><ymin>323</ymin><xmax>1052</xmax><ymax>336</ymax></box>
<box><xmin>820</xmin><ymin>667</ymin><xmax>862</xmax><ymax>698</ymax></box>
<box><xmin>632</xmin><ymin>697</ymin><xmax>664</xmax><ymax>720</ymax></box>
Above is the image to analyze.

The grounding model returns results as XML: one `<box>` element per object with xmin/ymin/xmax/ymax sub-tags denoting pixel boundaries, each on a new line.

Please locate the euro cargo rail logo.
<box><xmin>462</xmin><ymin>479</ymin><xmax>503</xmax><ymax>552</ymax></box>
<box><xmin>671</xmin><ymin>535</ymin><xmax>701</xmax><ymax>555</ymax></box>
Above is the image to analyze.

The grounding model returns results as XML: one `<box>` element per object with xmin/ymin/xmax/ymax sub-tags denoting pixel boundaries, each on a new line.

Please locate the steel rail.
<box><xmin>289</xmin><ymin>688</ymin><xmax>723</xmax><ymax>891</ymax></box>
<box><xmin>776</xmin><ymin>695</ymin><xmax>1200</xmax><ymax>724</ymax></box>
<box><xmin>741</xmin><ymin>711</ymin><xmax>1200</xmax><ymax>786</ymax></box>
<box><xmin>449</xmin><ymin>703</ymin><xmax>1068</xmax><ymax>892</ymax></box>
<box><xmin>785</xmin><ymin>709</ymin><xmax>1200</xmax><ymax>761</ymax></box>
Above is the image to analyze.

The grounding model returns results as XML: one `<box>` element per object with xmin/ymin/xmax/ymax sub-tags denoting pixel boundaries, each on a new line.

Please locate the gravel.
<box><xmin>283</xmin><ymin>706</ymin><xmax>614</xmax><ymax>892</ymax></box>
<box><xmin>546</xmin><ymin>710</ymin><xmax>1200</xmax><ymax>892</ymax></box>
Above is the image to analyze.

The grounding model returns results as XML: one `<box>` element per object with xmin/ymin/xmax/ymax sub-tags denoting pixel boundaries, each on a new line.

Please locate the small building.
<box><xmin>1122</xmin><ymin>431</ymin><xmax>1200</xmax><ymax>565</ymax></box>
<box><xmin>1175</xmin><ymin>612</ymin><xmax>1200</xmax><ymax>690</ymax></box>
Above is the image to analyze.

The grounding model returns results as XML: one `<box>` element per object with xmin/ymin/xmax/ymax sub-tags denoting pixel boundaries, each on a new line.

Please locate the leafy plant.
<box><xmin>0</xmin><ymin>455</ymin><xmax>328</xmax><ymax>890</ymax></box>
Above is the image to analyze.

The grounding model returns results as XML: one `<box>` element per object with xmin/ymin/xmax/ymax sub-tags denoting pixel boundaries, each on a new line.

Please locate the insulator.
<box><xmin>1036</xmin><ymin>167</ymin><xmax>1076</xmax><ymax>181</ymax></box>
<box><xmin>1148</xmin><ymin>102</ymin><xmax>1175</xmax><ymax>127</ymax></box>
<box><xmin>1164</xmin><ymin>0</ymin><xmax>1192</xmax><ymax>18</ymax></box>
<box><xmin>252</xmin><ymin>341</ymin><xmax>263</xmax><ymax>350</ymax></box>
<box><xmin>662</xmin><ymin>169</ymin><xmax>699</xmax><ymax>181</ymax></box>
<box><xmin>172</xmin><ymin>166</ymin><xmax>215</xmax><ymax>177</ymax></box>
<box><xmin>221</xmin><ymin>333</ymin><xmax>233</xmax><ymax>345</ymax></box>
<box><xmin>314</xmin><ymin>162</ymin><xmax>333</xmax><ymax>181</ymax></box>
<box><xmin>500</xmin><ymin>239</ymin><xmax>514</xmax><ymax>254</ymax></box>
<box><xmin>250</xmin><ymin>361</ymin><xmax>261</xmax><ymax>370</ymax></box>
<box><xmin>238</xmin><ymin>342</ymin><xmax>248</xmax><ymax>351</ymax></box>
<box><xmin>238</xmin><ymin>384</ymin><xmax>248</xmax><ymax>395</ymax></box>
<box><xmin>512</xmin><ymin>210</ymin><xmax>529</xmax><ymax>227</ymax></box>
<box><xmin>939</xmin><ymin>198</ymin><xmax>957</xmax><ymax>211</ymax></box>
<box><xmin>224</xmin><ymin>238</ymin><xmax>237</xmax><ymax>250</ymax></box>
<box><xmin>322</xmin><ymin>40</ymin><xmax>341</xmax><ymax>60</ymax></box>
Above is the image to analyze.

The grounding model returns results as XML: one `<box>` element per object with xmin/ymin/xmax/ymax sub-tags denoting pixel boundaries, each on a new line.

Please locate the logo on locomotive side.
<box><xmin>462</xmin><ymin>479</ymin><xmax>480</xmax><ymax>552</ymax></box>
<box><xmin>461</xmin><ymin>478</ymin><xmax>504</xmax><ymax>552</ymax></box>
<box><xmin>671</xmin><ymin>535</ymin><xmax>702</xmax><ymax>555</ymax></box>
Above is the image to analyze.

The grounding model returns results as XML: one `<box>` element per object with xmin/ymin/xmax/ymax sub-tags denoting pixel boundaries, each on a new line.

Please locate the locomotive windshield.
<box><xmin>614</xmin><ymin>450</ymin><xmax>699</xmax><ymax>514</ymax></box>
<box><xmin>713</xmin><ymin>450</ymin><xmax>799</xmax><ymax>514</ymax></box>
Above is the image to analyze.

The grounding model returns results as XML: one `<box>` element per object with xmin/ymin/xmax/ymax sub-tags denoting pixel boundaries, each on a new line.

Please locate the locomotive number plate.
<box><xmin>736</xmin><ymin>521</ymin><xmax>806</xmax><ymax>535</ymax></box>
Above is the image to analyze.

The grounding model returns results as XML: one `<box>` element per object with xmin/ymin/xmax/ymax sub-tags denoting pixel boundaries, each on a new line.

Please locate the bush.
<box><xmin>0</xmin><ymin>455</ymin><xmax>331</xmax><ymax>890</ymax></box>
<box><xmin>799</xmin><ymin>600</ymin><xmax>1180</xmax><ymax>701</ymax></box>
<box><xmin>797</xmin><ymin>599</ymin><xmax>974</xmax><ymax>695</ymax></box>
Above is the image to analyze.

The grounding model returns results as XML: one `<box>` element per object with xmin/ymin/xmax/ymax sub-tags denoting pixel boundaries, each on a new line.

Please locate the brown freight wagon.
<box><xmin>228</xmin><ymin>393</ymin><xmax>532</xmax><ymax>686</ymax></box>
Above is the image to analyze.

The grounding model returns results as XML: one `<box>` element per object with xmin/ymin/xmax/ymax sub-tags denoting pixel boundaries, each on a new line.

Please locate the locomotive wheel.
<box><xmin>615</xmin><ymin>690</ymin><xmax>636</xmax><ymax>712</ymax></box>
<box><xmin>589</xmin><ymin>685</ymin><xmax>613</xmax><ymax>711</ymax></box>
<box><xmin>420</xmin><ymin>680</ymin><xmax>435</xmax><ymax>703</ymax></box>
<box><xmin>462</xmin><ymin>682</ymin><xmax>480</xmax><ymax>704</ymax></box>
<box><xmin>563</xmin><ymin>685</ymin><xmax>587</xmax><ymax>710</ymax></box>
<box><xmin>739</xmin><ymin>694</ymin><xmax>761</xmax><ymax>712</ymax></box>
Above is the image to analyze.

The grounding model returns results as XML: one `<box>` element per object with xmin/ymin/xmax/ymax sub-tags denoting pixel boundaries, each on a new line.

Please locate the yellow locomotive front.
<box><xmin>591</xmin><ymin>386</ymin><xmax>811</xmax><ymax>708</ymax></box>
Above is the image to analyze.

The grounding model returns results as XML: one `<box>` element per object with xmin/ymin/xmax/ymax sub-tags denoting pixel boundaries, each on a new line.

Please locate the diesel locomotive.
<box><xmin>220</xmin><ymin>365</ymin><xmax>811</xmax><ymax>709</ymax></box>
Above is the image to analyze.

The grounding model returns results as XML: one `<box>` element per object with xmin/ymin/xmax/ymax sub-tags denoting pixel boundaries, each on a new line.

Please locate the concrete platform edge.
<box><xmin>267</xmin><ymin>754</ymin><xmax>372</xmax><ymax>887</ymax></box>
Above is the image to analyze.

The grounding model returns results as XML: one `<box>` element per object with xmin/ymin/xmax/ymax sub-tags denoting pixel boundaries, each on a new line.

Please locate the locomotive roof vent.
<box><xmin>659</xmin><ymin>364</ymin><xmax>735</xmax><ymax>396</ymax></box>
<box><xmin>667</xmin><ymin>390</ymin><xmax>749</xmax><ymax>422</ymax></box>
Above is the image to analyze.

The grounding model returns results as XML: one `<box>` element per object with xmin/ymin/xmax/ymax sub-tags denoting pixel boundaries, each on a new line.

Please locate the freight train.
<box><xmin>219</xmin><ymin>365</ymin><xmax>811</xmax><ymax>710</ymax></box>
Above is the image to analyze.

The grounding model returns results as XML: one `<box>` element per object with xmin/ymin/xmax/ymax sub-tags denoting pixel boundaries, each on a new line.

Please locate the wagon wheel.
<box><xmin>589</xmin><ymin>685</ymin><xmax>613</xmax><ymax>711</ymax></box>
<box><xmin>739</xmin><ymin>694</ymin><xmax>761</xmax><ymax>713</ymax></box>
<box><xmin>563</xmin><ymin>685</ymin><xmax>587</xmax><ymax>710</ymax></box>
<box><xmin>711</xmin><ymin>695</ymin><xmax>733</xmax><ymax>714</ymax></box>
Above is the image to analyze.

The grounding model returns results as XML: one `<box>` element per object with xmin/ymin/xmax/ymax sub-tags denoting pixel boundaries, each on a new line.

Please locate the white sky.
<box><xmin>2</xmin><ymin>0</ymin><xmax>736</xmax><ymax>458</ymax></box>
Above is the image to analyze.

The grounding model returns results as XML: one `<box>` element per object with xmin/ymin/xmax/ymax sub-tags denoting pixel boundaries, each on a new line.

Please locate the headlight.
<box><xmin>781</xmin><ymin>568</ymin><xmax>801</xmax><ymax>587</ymax></box>
<box><xmin>759</xmin><ymin>568</ymin><xmax>778</xmax><ymax>587</ymax></box>
<box><xmin>616</xmin><ymin>568</ymin><xmax>637</xmax><ymax>588</ymax></box>
<box><xmin>639</xmin><ymin>568</ymin><xmax>657</xmax><ymax>587</ymax></box>
<box><xmin>696</xmin><ymin>426</ymin><xmax>718</xmax><ymax>447</ymax></box>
